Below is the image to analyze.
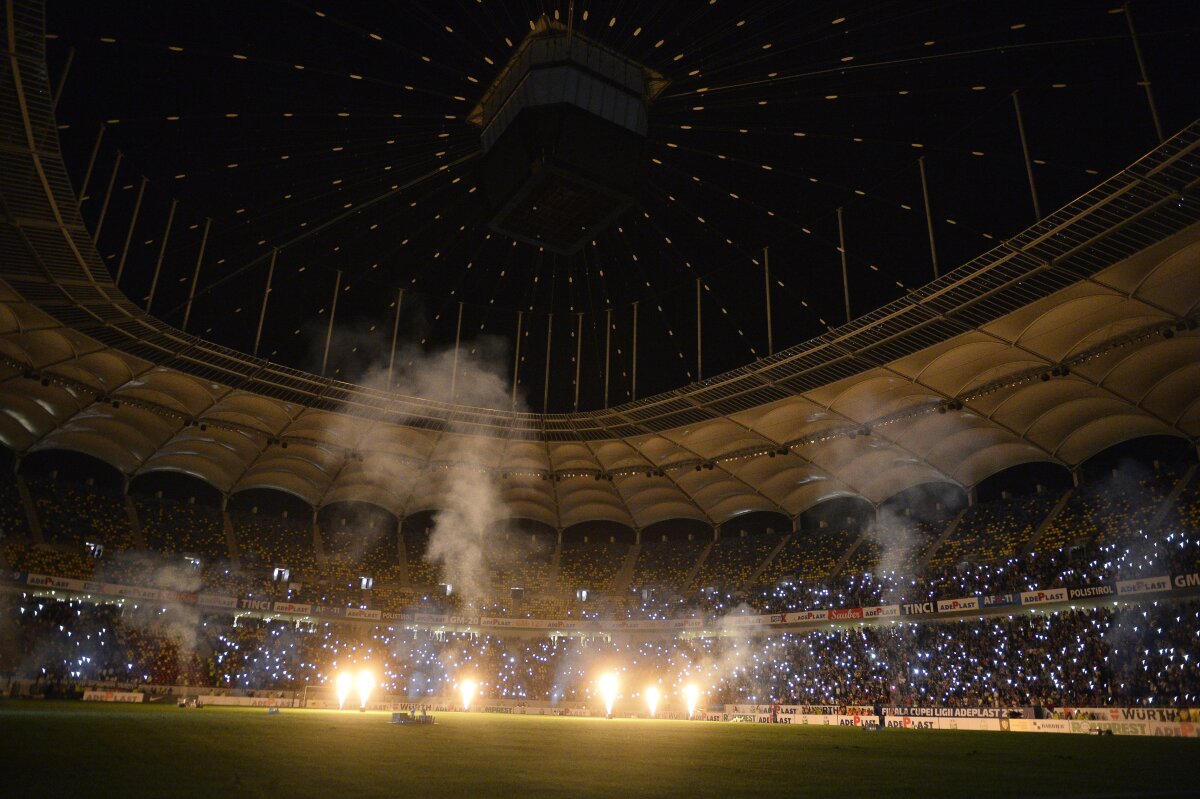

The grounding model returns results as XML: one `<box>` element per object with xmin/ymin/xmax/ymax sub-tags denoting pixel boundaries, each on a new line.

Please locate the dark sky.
<box><xmin>46</xmin><ymin>0</ymin><xmax>1200</xmax><ymax>412</ymax></box>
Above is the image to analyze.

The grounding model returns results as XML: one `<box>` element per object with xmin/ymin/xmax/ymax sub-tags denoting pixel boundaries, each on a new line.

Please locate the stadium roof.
<box><xmin>1</xmin><ymin>1</ymin><xmax>1199</xmax><ymax>528</ymax></box>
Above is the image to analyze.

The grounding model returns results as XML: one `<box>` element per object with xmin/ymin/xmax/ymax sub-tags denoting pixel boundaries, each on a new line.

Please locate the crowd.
<box><xmin>630</xmin><ymin>538</ymin><xmax>705</xmax><ymax>590</ymax></box>
<box><xmin>233</xmin><ymin>511</ymin><xmax>316</xmax><ymax>571</ymax></box>
<box><xmin>759</xmin><ymin>527</ymin><xmax>856</xmax><ymax>584</ymax></box>
<box><xmin>136</xmin><ymin>496</ymin><xmax>227</xmax><ymax>560</ymax></box>
<box><xmin>695</xmin><ymin>533</ymin><xmax>783</xmax><ymax>591</ymax></box>
<box><xmin>30</xmin><ymin>478</ymin><xmax>135</xmax><ymax>550</ymax></box>
<box><xmin>4</xmin><ymin>593</ymin><xmax>1198</xmax><ymax>712</ymax></box>
<box><xmin>0</xmin><ymin>459</ymin><xmax>1197</xmax><ymax>626</ymax></box>
<box><xmin>4</xmin><ymin>457</ymin><xmax>1199</xmax><ymax>712</ymax></box>
<box><xmin>559</xmin><ymin>540</ymin><xmax>628</xmax><ymax>592</ymax></box>
<box><xmin>930</xmin><ymin>492</ymin><xmax>1061</xmax><ymax>568</ymax></box>
<box><xmin>1038</xmin><ymin>464</ymin><xmax>1184</xmax><ymax>552</ymax></box>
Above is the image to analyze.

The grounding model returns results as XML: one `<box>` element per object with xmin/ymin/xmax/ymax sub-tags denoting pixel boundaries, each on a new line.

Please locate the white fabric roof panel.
<box><xmin>0</xmin><ymin>186</ymin><xmax>1196</xmax><ymax>527</ymax></box>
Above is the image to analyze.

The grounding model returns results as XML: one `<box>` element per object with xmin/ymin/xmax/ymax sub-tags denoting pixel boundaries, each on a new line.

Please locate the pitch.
<box><xmin>0</xmin><ymin>702</ymin><xmax>1195</xmax><ymax>798</ymax></box>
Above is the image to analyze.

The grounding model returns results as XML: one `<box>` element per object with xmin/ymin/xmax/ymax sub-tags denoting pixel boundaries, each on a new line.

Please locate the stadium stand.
<box><xmin>0</xmin><ymin>478</ymin><xmax>30</xmax><ymax>542</ymax></box>
<box><xmin>838</xmin><ymin>520</ymin><xmax>943</xmax><ymax>579</ymax></box>
<box><xmin>696</xmin><ymin>532</ymin><xmax>784</xmax><ymax>590</ymax></box>
<box><xmin>558</xmin><ymin>540</ymin><xmax>628</xmax><ymax>592</ymax></box>
<box><xmin>8</xmin><ymin>595</ymin><xmax>1200</xmax><ymax>710</ymax></box>
<box><xmin>761</xmin><ymin>527</ymin><xmax>856</xmax><ymax>583</ymax></box>
<box><xmin>232</xmin><ymin>511</ymin><xmax>316</xmax><ymax>572</ymax></box>
<box><xmin>135</xmin><ymin>495</ymin><xmax>227</xmax><ymax>561</ymax></box>
<box><xmin>2</xmin><ymin>541</ymin><xmax>95</xmax><ymax>579</ymax></box>
<box><xmin>322</xmin><ymin>518</ymin><xmax>402</xmax><ymax>584</ymax></box>
<box><xmin>2</xmin><ymin>451</ymin><xmax>1198</xmax><ymax>619</ymax></box>
<box><xmin>1143</xmin><ymin>468</ymin><xmax>1199</xmax><ymax>541</ymax></box>
<box><xmin>630</xmin><ymin>538</ymin><xmax>706</xmax><ymax>590</ymax></box>
<box><xmin>29</xmin><ymin>478</ymin><xmax>135</xmax><ymax>550</ymax></box>
<box><xmin>929</xmin><ymin>492</ymin><xmax>1060</xmax><ymax>568</ymax></box>
<box><xmin>403</xmin><ymin>528</ymin><xmax>439</xmax><ymax>586</ymax></box>
<box><xmin>1038</xmin><ymin>462</ymin><xmax>1184</xmax><ymax>551</ymax></box>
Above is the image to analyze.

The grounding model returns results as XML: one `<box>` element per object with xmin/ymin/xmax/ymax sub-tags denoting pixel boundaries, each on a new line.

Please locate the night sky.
<box><xmin>46</xmin><ymin>0</ymin><xmax>1200</xmax><ymax>412</ymax></box>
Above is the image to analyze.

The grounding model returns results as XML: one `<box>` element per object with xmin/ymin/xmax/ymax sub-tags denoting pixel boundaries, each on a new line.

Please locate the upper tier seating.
<box><xmin>232</xmin><ymin>512</ymin><xmax>316</xmax><ymax>572</ymax></box>
<box><xmin>136</xmin><ymin>495</ymin><xmax>227</xmax><ymax>560</ymax></box>
<box><xmin>696</xmin><ymin>532</ymin><xmax>784</xmax><ymax>589</ymax></box>
<box><xmin>762</xmin><ymin>527</ymin><xmax>856</xmax><ymax>583</ymax></box>
<box><xmin>630</xmin><ymin>537</ymin><xmax>706</xmax><ymax>590</ymax></box>
<box><xmin>30</xmin><ymin>478</ymin><xmax>134</xmax><ymax>550</ymax></box>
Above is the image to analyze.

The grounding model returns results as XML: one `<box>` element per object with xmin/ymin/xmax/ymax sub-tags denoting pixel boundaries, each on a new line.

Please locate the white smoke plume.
<box><xmin>682</xmin><ymin>603</ymin><xmax>762</xmax><ymax>700</ymax></box>
<box><xmin>864</xmin><ymin>506</ymin><xmax>919</xmax><ymax>578</ymax></box>
<box><xmin>324</xmin><ymin>328</ymin><xmax>524</xmax><ymax>610</ymax></box>
<box><xmin>95</xmin><ymin>550</ymin><xmax>208</xmax><ymax>668</ymax></box>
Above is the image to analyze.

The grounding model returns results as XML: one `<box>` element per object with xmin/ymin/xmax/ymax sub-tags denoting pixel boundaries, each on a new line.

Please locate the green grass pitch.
<box><xmin>0</xmin><ymin>701</ymin><xmax>1195</xmax><ymax>798</ymax></box>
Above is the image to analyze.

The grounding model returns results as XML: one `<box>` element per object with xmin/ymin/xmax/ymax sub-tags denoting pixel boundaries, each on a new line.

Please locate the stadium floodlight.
<box><xmin>460</xmin><ymin>679</ymin><xmax>477</xmax><ymax>711</ymax></box>
<box><xmin>356</xmin><ymin>670</ymin><xmax>374</xmax><ymax>710</ymax></box>
<box><xmin>336</xmin><ymin>672</ymin><xmax>353</xmax><ymax>710</ymax></box>
<box><xmin>645</xmin><ymin>685</ymin><xmax>659</xmax><ymax>718</ymax></box>
<box><xmin>599</xmin><ymin>673</ymin><xmax>619</xmax><ymax>718</ymax></box>
<box><xmin>684</xmin><ymin>684</ymin><xmax>701</xmax><ymax>719</ymax></box>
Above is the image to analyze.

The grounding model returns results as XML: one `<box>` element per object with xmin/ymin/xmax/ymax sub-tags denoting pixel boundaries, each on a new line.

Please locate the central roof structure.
<box><xmin>470</xmin><ymin>17</ymin><xmax>668</xmax><ymax>254</ymax></box>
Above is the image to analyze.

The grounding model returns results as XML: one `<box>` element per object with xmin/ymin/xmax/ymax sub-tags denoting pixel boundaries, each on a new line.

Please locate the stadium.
<box><xmin>1</xmin><ymin>1</ymin><xmax>1199</xmax><ymax>796</ymax></box>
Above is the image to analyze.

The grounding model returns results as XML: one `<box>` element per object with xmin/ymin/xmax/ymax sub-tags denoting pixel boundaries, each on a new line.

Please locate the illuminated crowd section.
<box><xmin>3</xmin><ymin>457</ymin><xmax>1200</xmax><ymax>625</ymax></box>
<box><xmin>5</xmin><ymin>595</ymin><xmax>1199</xmax><ymax>711</ymax></box>
<box><xmin>4</xmin><ymin>452</ymin><xmax>1200</xmax><ymax>714</ymax></box>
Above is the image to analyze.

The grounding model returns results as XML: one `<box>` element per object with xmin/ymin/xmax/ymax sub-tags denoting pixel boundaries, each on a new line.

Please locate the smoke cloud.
<box><xmin>95</xmin><ymin>550</ymin><xmax>208</xmax><ymax>671</ymax></box>
<box><xmin>863</xmin><ymin>507</ymin><xmax>919</xmax><ymax>578</ymax></box>
<box><xmin>325</xmin><ymin>328</ymin><xmax>524</xmax><ymax>610</ymax></box>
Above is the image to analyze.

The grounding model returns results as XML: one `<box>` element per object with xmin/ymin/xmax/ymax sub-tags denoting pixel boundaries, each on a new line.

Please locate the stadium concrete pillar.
<box><xmin>631</xmin><ymin>301</ymin><xmax>639</xmax><ymax>401</ymax></box>
<box><xmin>790</xmin><ymin>515</ymin><xmax>800</xmax><ymax>533</ymax></box>
<box><xmin>510</xmin><ymin>310</ymin><xmax>523</xmax><ymax>410</ymax></box>
<box><xmin>634</xmin><ymin>527</ymin><xmax>640</xmax><ymax>545</ymax></box>
<box><xmin>251</xmin><ymin>245</ymin><xmax>276</xmax><ymax>355</ymax></box>
<box><xmin>696</xmin><ymin>278</ymin><xmax>703</xmax><ymax>380</ymax></box>
<box><xmin>1071</xmin><ymin>469</ymin><xmax>1081</xmax><ymax>487</ymax></box>
<box><xmin>557</xmin><ymin>528</ymin><xmax>563</xmax><ymax>548</ymax></box>
<box><xmin>573</xmin><ymin>312</ymin><xmax>583</xmax><ymax>412</ymax></box>
<box><xmin>967</xmin><ymin>487</ymin><xmax>977</xmax><ymax>507</ymax></box>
